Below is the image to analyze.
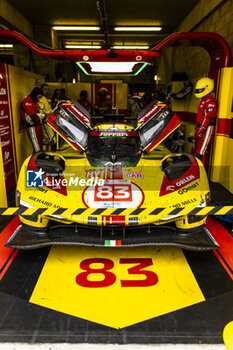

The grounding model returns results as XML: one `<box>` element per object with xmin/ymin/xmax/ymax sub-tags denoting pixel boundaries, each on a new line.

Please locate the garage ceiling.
<box><xmin>8</xmin><ymin>0</ymin><xmax>200</xmax><ymax>49</ymax></box>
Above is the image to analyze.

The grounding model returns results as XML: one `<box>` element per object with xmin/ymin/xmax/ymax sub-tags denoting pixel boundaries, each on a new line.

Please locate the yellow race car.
<box><xmin>9</xmin><ymin>99</ymin><xmax>218</xmax><ymax>250</ymax></box>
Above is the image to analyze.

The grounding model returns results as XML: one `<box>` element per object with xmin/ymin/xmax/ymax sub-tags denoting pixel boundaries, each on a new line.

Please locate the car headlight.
<box><xmin>205</xmin><ymin>192</ymin><xmax>211</xmax><ymax>205</ymax></box>
<box><xmin>15</xmin><ymin>190</ymin><xmax>21</xmax><ymax>207</ymax></box>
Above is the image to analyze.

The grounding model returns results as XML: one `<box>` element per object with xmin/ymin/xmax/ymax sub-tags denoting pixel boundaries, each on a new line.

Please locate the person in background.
<box><xmin>78</xmin><ymin>90</ymin><xmax>92</xmax><ymax>113</ymax></box>
<box><xmin>127</xmin><ymin>91</ymin><xmax>142</xmax><ymax>118</ymax></box>
<box><xmin>38</xmin><ymin>83</ymin><xmax>53</xmax><ymax>141</ymax></box>
<box><xmin>141</xmin><ymin>92</ymin><xmax>153</xmax><ymax>108</ymax></box>
<box><xmin>21</xmin><ymin>88</ymin><xmax>46</xmax><ymax>152</ymax></box>
<box><xmin>94</xmin><ymin>87</ymin><xmax>111</xmax><ymax>116</ymax></box>
<box><xmin>38</xmin><ymin>83</ymin><xmax>52</xmax><ymax>115</ymax></box>
<box><xmin>51</xmin><ymin>89</ymin><xmax>61</xmax><ymax>109</ymax></box>
<box><xmin>60</xmin><ymin>88</ymin><xmax>67</xmax><ymax>101</ymax></box>
<box><xmin>193</xmin><ymin>77</ymin><xmax>217</xmax><ymax>167</ymax></box>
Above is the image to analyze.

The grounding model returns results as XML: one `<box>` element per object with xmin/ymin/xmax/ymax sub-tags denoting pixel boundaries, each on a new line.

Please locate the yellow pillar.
<box><xmin>0</xmin><ymin>136</ymin><xmax>7</xmax><ymax>207</ymax></box>
<box><xmin>210</xmin><ymin>67</ymin><xmax>233</xmax><ymax>192</ymax></box>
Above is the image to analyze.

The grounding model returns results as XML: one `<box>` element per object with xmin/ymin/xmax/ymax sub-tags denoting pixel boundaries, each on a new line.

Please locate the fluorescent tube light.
<box><xmin>114</xmin><ymin>27</ymin><xmax>162</xmax><ymax>31</ymax></box>
<box><xmin>65</xmin><ymin>45</ymin><xmax>101</xmax><ymax>49</ymax></box>
<box><xmin>53</xmin><ymin>26</ymin><xmax>101</xmax><ymax>31</ymax></box>
<box><xmin>112</xmin><ymin>45</ymin><xmax>149</xmax><ymax>50</ymax></box>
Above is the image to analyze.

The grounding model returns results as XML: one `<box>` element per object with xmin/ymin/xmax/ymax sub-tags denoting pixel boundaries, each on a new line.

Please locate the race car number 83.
<box><xmin>76</xmin><ymin>258</ymin><xmax>158</xmax><ymax>288</ymax></box>
<box><xmin>94</xmin><ymin>184</ymin><xmax>132</xmax><ymax>201</ymax></box>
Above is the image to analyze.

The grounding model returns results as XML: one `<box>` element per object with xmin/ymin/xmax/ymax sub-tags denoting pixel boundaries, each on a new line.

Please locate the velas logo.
<box><xmin>26</xmin><ymin>168</ymin><xmax>44</xmax><ymax>187</ymax></box>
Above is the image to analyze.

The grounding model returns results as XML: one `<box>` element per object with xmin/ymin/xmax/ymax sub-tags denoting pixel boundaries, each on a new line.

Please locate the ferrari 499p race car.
<box><xmin>8</xmin><ymin>99</ymin><xmax>218</xmax><ymax>250</ymax></box>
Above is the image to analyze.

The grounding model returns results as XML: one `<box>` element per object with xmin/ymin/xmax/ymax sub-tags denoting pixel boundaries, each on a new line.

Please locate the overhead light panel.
<box><xmin>76</xmin><ymin>61</ymin><xmax>148</xmax><ymax>76</ymax></box>
<box><xmin>65</xmin><ymin>45</ymin><xmax>102</xmax><ymax>49</ymax></box>
<box><xmin>53</xmin><ymin>26</ymin><xmax>101</xmax><ymax>31</ymax></box>
<box><xmin>114</xmin><ymin>27</ymin><xmax>162</xmax><ymax>31</ymax></box>
<box><xmin>0</xmin><ymin>44</ymin><xmax>13</xmax><ymax>48</ymax></box>
<box><xmin>112</xmin><ymin>45</ymin><xmax>149</xmax><ymax>50</ymax></box>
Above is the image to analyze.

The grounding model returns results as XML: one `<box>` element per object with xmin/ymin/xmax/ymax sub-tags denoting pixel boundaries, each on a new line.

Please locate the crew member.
<box><xmin>38</xmin><ymin>83</ymin><xmax>53</xmax><ymax>140</ymax></box>
<box><xmin>78</xmin><ymin>90</ymin><xmax>92</xmax><ymax>113</ymax></box>
<box><xmin>193</xmin><ymin>77</ymin><xmax>217</xmax><ymax>166</ymax></box>
<box><xmin>38</xmin><ymin>83</ymin><xmax>52</xmax><ymax>116</ymax></box>
<box><xmin>94</xmin><ymin>87</ymin><xmax>111</xmax><ymax>116</ymax></box>
<box><xmin>127</xmin><ymin>92</ymin><xmax>142</xmax><ymax>118</ymax></box>
<box><xmin>21</xmin><ymin>87</ymin><xmax>47</xmax><ymax>152</ymax></box>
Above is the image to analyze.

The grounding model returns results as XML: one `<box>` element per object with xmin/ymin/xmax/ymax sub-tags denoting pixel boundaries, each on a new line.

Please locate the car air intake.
<box><xmin>162</xmin><ymin>154</ymin><xmax>192</xmax><ymax>181</ymax></box>
<box><xmin>34</xmin><ymin>152</ymin><xmax>65</xmax><ymax>178</ymax></box>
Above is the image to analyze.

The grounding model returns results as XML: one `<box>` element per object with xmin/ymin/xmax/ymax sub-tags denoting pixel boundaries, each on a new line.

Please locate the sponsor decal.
<box><xmin>139</xmin><ymin>105</ymin><xmax>159</xmax><ymax>123</ymax></box>
<box><xmin>28</xmin><ymin>196</ymin><xmax>53</xmax><ymax>207</ymax></box>
<box><xmin>165</xmin><ymin>175</ymin><xmax>195</xmax><ymax>191</ymax></box>
<box><xmin>128</xmin><ymin>217</ymin><xmax>138</xmax><ymax>225</ymax></box>
<box><xmin>99</xmin><ymin>132</ymin><xmax>128</xmax><ymax>137</ymax></box>
<box><xmin>4</xmin><ymin>151</ymin><xmax>10</xmax><ymax>162</ymax></box>
<box><xmin>0</xmin><ymin>88</ymin><xmax>6</xmax><ymax>95</ymax></box>
<box><xmin>124</xmin><ymin>170</ymin><xmax>143</xmax><ymax>179</ymax></box>
<box><xmin>70</xmin><ymin>104</ymin><xmax>90</xmax><ymax>123</ymax></box>
<box><xmin>0</xmin><ymin>62</ymin><xmax>16</xmax><ymax>191</ymax></box>
<box><xmin>171</xmin><ymin>198</ymin><xmax>197</xmax><ymax>208</ymax></box>
<box><xmin>178</xmin><ymin>181</ymin><xmax>199</xmax><ymax>195</ymax></box>
<box><xmin>86</xmin><ymin>169</ymin><xmax>103</xmax><ymax>179</ymax></box>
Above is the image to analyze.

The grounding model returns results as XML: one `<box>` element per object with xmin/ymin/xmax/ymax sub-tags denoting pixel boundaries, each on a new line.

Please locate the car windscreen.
<box><xmin>86</xmin><ymin>135</ymin><xmax>141</xmax><ymax>167</ymax></box>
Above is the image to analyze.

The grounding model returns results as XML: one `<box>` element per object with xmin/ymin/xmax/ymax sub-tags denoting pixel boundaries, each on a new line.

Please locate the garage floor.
<box><xmin>0</xmin><ymin>183</ymin><xmax>232</xmax><ymax>344</ymax></box>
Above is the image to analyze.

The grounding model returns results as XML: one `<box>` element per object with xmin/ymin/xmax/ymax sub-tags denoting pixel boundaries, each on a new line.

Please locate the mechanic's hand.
<box><xmin>188</xmin><ymin>136</ymin><xmax>195</xmax><ymax>143</ymax></box>
<box><xmin>37</xmin><ymin>112</ymin><xmax>46</xmax><ymax>121</ymax></box>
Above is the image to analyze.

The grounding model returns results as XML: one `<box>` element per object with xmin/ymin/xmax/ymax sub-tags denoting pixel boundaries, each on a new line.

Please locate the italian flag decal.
<box><xmin>105</xmin><ymin>240</ymin><xmax>122</xmax><ymax>247</ymax></box>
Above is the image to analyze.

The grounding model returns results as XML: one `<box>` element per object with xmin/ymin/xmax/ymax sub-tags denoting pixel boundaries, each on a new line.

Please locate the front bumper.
<box><xmin>6</xmin><ymin>222</ymin><xmax>219</xmax><ymax>251</ymax></box>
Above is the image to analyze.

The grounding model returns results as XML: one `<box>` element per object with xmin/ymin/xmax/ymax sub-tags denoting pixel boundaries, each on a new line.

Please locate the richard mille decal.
<box><xmin>28</xmin><ymin>196</ymin><xmax>53</xmax><ymax>206</ymax></box>
<box><xmin>171</xmin><ymin>198</ymin><xmax>198</xmax><ymax>208</ymax></box>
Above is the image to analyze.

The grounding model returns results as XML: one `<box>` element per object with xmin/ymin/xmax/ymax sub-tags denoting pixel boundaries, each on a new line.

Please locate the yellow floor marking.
<box><xmin>30</xmin><ymin>246</ymin><xmax>205</xmax><ymax>329</ymax></box>
<box><xmin>223</xmin><ymin>321</ymin><xmax>233</xmax><ymax>350</ymax></box>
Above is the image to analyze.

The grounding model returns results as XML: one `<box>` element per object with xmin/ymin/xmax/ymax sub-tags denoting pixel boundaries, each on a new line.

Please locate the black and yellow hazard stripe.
<box><xmin>0</xmin><ymin>206</ymin><xmax>233</xmax><ymax>217</ymax></box>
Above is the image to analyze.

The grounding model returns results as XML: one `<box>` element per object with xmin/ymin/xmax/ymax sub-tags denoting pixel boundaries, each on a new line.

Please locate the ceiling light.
<box><xmin>65</xmin><ymin>45</ymin><xmax>102</xmax><ymax>49</ymax></box>
<box><xmin>114</xmin><ymin>27</ymin><xmax>162</xmax><ymax>31</ymax></box>
<box><xmin>76</xmin><ymin>61</ymin><xmax>148</xmax><ymax>76</ymax></box>
<box><xmin>112</xmin><ymin>45</ymin><xmax>149</xmax><ymax>50</ymax></box>
<box><xmin>0</xmin><ymin>44</ymin><xmax>13</xmax><ymax>48</ymax></box>
<box><xmin>53</xmin><ymin>26</ymin><xmax>101</xmax><ymax>31</ymax></box>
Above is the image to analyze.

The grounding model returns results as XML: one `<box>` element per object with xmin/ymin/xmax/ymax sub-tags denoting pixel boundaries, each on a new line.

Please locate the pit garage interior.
<box><xmin>0</xmin><ymin>0</ymin><xmax>233</xmax><ymax>349</ymax></box>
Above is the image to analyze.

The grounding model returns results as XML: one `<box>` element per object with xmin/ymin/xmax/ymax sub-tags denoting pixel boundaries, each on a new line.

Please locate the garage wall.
<box><xmin>46</xmin><ymin>81</ymin><xmax>128</xmax><ymax>115</ymax></box>
<box><xmin>157</xmin><ymin>0</ymin><xmax>233</xmax><ymax>190</ymax></box>
<box><xmin>174</xmin><ymin>0</ymin><xmax>233</xmax><ymax>76</ymax></box>
<box><xmin>7</xmin><ymin>65</ymin><xmax>44</xmax><ymax>172</ymax></box>
<box><xmin>158</xmin><ymin>0</ymin><xmax>233</xmax><ymax>86</ymax></box>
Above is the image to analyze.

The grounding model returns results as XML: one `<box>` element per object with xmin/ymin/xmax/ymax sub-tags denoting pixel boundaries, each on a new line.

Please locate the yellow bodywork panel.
<box><xmin>17</xmin><ymin>141</ymin><xmax>209</xmax><ymax>228</ymax></box>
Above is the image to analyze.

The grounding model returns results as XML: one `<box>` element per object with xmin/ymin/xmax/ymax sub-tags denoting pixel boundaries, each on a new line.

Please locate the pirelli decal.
<box><xmin>0</xmin><ymin>206</ymin><xmax>233</xmax><ymax>218</ymax></box>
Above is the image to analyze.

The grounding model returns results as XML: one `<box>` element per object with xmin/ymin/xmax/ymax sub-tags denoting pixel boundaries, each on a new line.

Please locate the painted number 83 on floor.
<box><xmin>76</xmin><ymin>258</ymin><xmax>159</xmax><ymax>288</ymax></box>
